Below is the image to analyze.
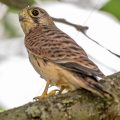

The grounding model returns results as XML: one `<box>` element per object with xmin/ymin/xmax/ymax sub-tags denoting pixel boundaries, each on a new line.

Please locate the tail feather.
<box><xmin>77</xmin><ymin>76</ymin><xmax>117</xmax><ymax>102</ymax></box>
<box><xmin>87</xmin><ymin>79</ymin><xmax>113</xmax><ymax>98</ymax></box>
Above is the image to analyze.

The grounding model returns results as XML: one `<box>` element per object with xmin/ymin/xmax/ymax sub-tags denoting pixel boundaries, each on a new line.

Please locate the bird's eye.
<box><xmin>31</xmin><ymin>9</ymin><xmax>39</xmax><ymax>17</ymax></box>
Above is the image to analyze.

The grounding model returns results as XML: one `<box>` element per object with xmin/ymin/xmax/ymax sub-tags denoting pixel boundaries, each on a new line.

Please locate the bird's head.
<box><xmin>19</xmin><ymin>6</ymin><xmax>55</xmax><ymax>34</ymax></box>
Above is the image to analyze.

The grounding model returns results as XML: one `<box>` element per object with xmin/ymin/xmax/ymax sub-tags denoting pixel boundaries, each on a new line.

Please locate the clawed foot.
<box><xmin>33</xmin><ymin>89</ymin><xmax>60</xmax><ymax>101</ymax></box>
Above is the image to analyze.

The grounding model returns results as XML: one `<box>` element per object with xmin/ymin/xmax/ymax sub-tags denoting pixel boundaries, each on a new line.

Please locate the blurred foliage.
<box><xmin>0</xmin><ymin>0</ymin><xmax>36</xmax><ymax>39</ymax></box>
<box><xmin>101</xmin><ymin>0</ymin><xmax>120</xmax><ymax>21</ymax></box>
<box><xmin>0</xmin><ymin>0</ymin><xmax>57</xmax><ymax>10</ymax></box>
<box><xmin>0</xmin><ymin>0</ymin><xmax>35</xmax><ymax>10</ymax></box>
<box><xmin>0</xmin><ymin>0</ymin><xmax>120</xmax><ymax>39</ymax></box>
<box><xmin>0</xmin><ymin>107</ymin><xmax>4</xmax><ymax>112</ymax></box>
<box><xmin>2</xmin><ymin>10</ymin><xmax>21</xmax><ymax>38</ymax></box>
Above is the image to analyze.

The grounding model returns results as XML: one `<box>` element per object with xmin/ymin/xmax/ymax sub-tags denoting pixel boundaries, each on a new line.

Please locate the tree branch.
<box><xmin>0</xmin><ymin>0</ymin><xmax>35</xmax><ymax>9</ymax></box>
<box><xmin>52</xmin><ymin>17</ymin><xmax>89</xmax><ymax>33</ymax></box>
<box><xmin>0</xmin><ymin>72</ymin><xmax>120</xmax><ymax>120</ymax></box>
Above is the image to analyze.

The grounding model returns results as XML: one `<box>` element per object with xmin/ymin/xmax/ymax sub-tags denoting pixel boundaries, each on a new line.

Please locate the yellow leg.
<box><xmin>34</xmin><ymin>80</ymin><xmax>51</xmax><ymax>100</ymax></box>
<box><xmin>34</xmin><ymin>80</ymin><xmax>59</xmax><ymax>100</ymax></box>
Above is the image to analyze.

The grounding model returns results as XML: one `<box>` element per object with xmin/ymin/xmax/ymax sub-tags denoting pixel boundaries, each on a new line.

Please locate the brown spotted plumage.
<box><xmin>19</xmin><ymin>6</ymin><xmax>115</xmax><ymax>100</ymax></box>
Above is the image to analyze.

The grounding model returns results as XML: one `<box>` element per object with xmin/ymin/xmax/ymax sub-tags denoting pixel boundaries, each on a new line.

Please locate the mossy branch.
<box><xmin>0</xmin><ymin>72</ymin><xmax>120</xmax><ymax>120</ymax></box>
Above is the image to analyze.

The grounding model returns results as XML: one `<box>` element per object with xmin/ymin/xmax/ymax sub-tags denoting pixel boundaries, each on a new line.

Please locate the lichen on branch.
<box><xmin>0</xmin><ymin>72</ymin><xmax>120</xmax><ymax>120</ymax></box>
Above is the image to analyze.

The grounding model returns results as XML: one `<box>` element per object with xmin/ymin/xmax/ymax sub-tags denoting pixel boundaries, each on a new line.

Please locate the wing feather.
<box><xmin>25</xmin><ymin>26</ymin><xmax>105</xmax><ymax>78</ymax></box>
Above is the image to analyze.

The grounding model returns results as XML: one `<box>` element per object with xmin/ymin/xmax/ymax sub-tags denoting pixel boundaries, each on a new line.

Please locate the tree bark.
<box><xmin>0</xmin><ymin>72</ymin><xmax>120</xmax><ymax>120</ymax></box>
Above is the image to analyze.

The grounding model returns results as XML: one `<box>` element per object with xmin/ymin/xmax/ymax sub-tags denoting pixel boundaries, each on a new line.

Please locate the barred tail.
<box><xmin>78</xmin><ymin>76</ymin><xmax>117</xmax><ymax>102</ymax></box>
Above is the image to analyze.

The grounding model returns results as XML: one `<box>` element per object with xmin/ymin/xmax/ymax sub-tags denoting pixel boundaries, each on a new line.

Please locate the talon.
<box><xmin>58</xmin><ymin>86</ymin><xmax>65</xmax><ymax>95</ymax></box>
<box><xmin>48</xmin><ymin>89</ymin><xmax>60</xmax><ymax>96</ymax></box>
<box><xmin>33</xmin><ymin>80</ymin><xmax>65</xmax><ymax>101</ymax></box>
<box><xmin>33</xmin><ymin>95</ymin><xmax>47</xmax><ymax>101</ymax></box>
<box><xmin>33</xmin><ymin>80</ymin><xmax>50</xmax><ymax>101</ymax></box>
<box><xmin>33</xmin><ymin>89</ymin><xmax>59</xmax><ymax>101</ymax></box>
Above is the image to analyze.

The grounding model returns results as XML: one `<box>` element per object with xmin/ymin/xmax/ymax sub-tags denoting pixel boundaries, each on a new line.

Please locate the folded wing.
<box><xmin>25</xmin><ymin>26</ymin><xmax>105</xmax><ymax>79</ymax></box>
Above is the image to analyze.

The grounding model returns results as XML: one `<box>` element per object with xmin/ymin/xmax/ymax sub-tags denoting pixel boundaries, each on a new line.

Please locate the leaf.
<box><xmin>101</xmin><ymin>0</ymin><xmax>120</xmax><ymax>20</ymax></box>
<box><xmin>1</xmin><ymin>10</ymin><xmax>21</xmax><ymax>38</ymax></box>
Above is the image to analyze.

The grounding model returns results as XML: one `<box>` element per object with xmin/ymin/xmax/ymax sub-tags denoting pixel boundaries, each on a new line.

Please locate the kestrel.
<box><xmin>19</xmin><ymin>6</ymin><xmax>115</xmax><ymax>100</ymax></box>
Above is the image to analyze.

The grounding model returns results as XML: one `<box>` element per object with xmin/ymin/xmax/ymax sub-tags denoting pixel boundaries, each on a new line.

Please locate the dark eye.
<box><xmin>31</xmin><ymin>9</ymin><xmax>39</xmax><ymax>16</ymax></box>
